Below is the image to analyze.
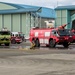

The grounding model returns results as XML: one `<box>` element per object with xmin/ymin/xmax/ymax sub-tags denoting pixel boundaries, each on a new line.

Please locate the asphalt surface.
<box><xmin>0</xmin><ymin>41</ymin><xmax>75</xmax><ymax>75</ymax></box>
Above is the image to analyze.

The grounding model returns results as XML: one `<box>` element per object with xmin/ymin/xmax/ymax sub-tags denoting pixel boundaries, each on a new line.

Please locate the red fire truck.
<box><xmin>29</xmin><ymin>24</ymin><xmax>73</xmax><ymax>48</ymax></box>
<box><xmin>11</xmin><ymin>32</ymin><xmax>24</xmax><ymax>44</ymax></box>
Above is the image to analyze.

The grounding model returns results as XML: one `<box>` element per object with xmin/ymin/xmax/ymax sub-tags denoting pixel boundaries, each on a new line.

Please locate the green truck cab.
<box><xmin>0</xmin><ymin>30</ymin><xmax>11</xmax><ymax>46</ymax></box>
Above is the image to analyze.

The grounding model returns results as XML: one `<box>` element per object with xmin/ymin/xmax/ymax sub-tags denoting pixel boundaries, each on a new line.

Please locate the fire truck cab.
<box><xmin>0</xmin><ymin>28</ymin><xmax>11</xmax><ymax>46</ymax></box>
<box><xmin>29</xmin><ymin>27</ymin><xmax>73</xmax><ymax>48</ymax></box>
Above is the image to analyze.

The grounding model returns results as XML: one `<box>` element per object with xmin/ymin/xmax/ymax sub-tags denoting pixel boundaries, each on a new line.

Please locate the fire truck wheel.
<box><xmin>63</xmin><ymin>42</ymin><xmax>69</xmax><ymax>48</ymax></box>
<box><xmin>35</xmin><ymin>39</ymin><xmax>40</xmax><ymax>47</ymax></box>
<box><xmin>17</xmin><ymin>42</ymin><xmax>20</xmax><ymax>44</ymax></box>
<box><xmin>49</xmin><ymin>40</ymin><xmax>56</xmax><ymax>48</ymax></box>
<box><xmin>46</xmin><ymin>44</ymin><xmax>49</xmax><ymax>47</ymax></box>
<box><xmin>11</xmin><ymin>39</ymin><xmax>16</xmax><ymax>44</ymax></box>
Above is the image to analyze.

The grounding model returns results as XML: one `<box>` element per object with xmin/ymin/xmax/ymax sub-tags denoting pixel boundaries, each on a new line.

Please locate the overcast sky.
<box><xmin>0</xmin><ymin>0</ymin><xmax>75</xmax><ymax>8</ymax></box>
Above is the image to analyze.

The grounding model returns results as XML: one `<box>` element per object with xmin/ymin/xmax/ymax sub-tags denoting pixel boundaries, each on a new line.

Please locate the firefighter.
<box><xmin>30</xmin><ymin>41</ymin><xmax>36</xmax><ymax>49</ymax></box>
<box><xmin>58</xmin><ymin>24</ymin><xmax>67</xmax><ymax>29</ymax></box>
<box><xmin>58</xmin><ymin>23</ymin><xmax>70</xmax><ymax>30</ymax></box>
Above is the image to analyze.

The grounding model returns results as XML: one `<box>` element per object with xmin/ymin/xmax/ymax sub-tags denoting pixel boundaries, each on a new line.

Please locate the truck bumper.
<box><xmin>56</xmin><ymin>37</ymin><xmax>73</xmax><ymax>44</ymax></box>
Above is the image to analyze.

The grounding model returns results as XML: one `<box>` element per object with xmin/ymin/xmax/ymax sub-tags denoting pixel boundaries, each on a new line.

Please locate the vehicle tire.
<box><xmin>46</xmin><ymin>44</ymin><xmax>49</xmax><ymax>47</ymax></box>
<box><xmin>0</xmin><ymin>44</ymin><xmax>1</xmax><ymax>46</ymax></box>
<box><xmin>49</xmin><ymin>40</ymin><xmax>56</xmax><ymax>48</ymax></box>
<box><xmin>11</xmin><ymin>39</ymin><xmax>16</xmax><ymax>44</ymax></box>
<box><xmin>63</xmin><ymin>42</ymin><xmax>69</xmax><ymax>48</ymax></box>
<box><xmin>35</xmin><ymin>39</ymin><xmax>40</xmax><ymax>47</ymax></box>
<box><xmin>5</xmin><ymin>43</ymin><xmax>10</xmax><ymax>46</ymax></box>
<box><xmin>17</xmin><ymin>42</ymin><xmax>20</xmax><ymax>44</ymax></box>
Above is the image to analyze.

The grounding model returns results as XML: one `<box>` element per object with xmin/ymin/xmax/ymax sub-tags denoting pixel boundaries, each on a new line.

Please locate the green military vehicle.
<box><xmin>0</xmin><ymin>29</ymin><xmax>11</xmax><ymax>46</ymax></box>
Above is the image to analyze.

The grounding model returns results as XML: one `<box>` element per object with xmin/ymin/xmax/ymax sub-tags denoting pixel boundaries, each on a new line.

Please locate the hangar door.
<box><xmin>71</xmin><ymin>14</ymin><xmax>75</xmax><ymax>29</ymax></box>
<box><xmin>72</xmin><ymin>20</ymin><xmax>75</xmax><ymax>29</ymax></box>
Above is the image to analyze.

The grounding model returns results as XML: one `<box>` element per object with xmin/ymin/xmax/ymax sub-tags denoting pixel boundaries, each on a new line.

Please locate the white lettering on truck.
<box><xmin>45</xmin><ymin>32</ymin><xmax>50</xmax><ymax>37</ymax></box>
<box><xmin>35</xmin><ymin>32</ymin><xmax>38</xmax><ymax>37</ymax></box>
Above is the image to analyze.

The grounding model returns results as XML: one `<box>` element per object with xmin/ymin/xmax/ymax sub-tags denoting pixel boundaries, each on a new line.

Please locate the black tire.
<box><xmin>63</xmin><ymin>42</ymin><xmax>69</xmax><ymax>48</ymax></box>
<box><xmin>49</xmin><ymin>40</ymin><xmax>56</xmax><ymax>48</ymax></box>
<box><xmin>35</xmin><ymin>39</ymin><xmax>40</xmax><ymax>47</ymax></box>
<box><xmin>5</xmin><ymin>43</ymin><xmax>10</xmax><ymax>46</ymax></box>
<box><xmin>11</xmin><ymin>39</ymin><xmax>16</xmax><ymax>44</ymax></box>
<box><xmin>17</xmin><ymin>42</ymin><xmax>20</xmax><ymax>44</ymax></box>
<box><xmin>46</xmin><ymin>44</ymin><xmax>49</xmax><ymax>47</ymax></box>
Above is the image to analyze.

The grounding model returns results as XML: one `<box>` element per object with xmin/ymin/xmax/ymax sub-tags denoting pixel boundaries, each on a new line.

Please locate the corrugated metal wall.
<box><xmin>3</xmin><ymin>14</ymin><xmax>11</xmax><ymax>30</ymax></box>
<box><xmin>55</xmin><ymin>10</ymin><xmax>68</xmax><ymax>28</ymax></box>
<box><xmin>12</xmin><ymin>14</ymin><xmax>20</xmax><ymax>32</ymax></box>
<box><xmin>0</xmin><ymin>15</ymin><xmax>2</xmax><ymax>29</ymax></box>
<box><xmin>0</xmin><ymin>13</ymin><xmax>35</xmax><ymax>38</ymax></box>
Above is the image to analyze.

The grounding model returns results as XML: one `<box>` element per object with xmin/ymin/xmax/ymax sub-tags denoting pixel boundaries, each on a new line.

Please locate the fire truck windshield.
<box><xmin>58</xmin><ymin>29</ymin><xmax>70</xmax><ymax>36</ymax></box>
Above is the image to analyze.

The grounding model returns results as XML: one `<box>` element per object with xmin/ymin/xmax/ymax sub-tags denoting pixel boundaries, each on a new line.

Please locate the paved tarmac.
<box><xmin>0</xmin><ymin>41</ymin><xmax>75</xmax><ymax>75</ymax></box>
